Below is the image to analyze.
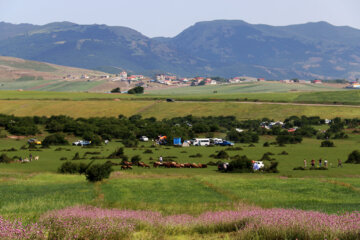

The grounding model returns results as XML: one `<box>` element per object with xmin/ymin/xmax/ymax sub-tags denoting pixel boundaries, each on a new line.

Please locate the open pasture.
<box><xmin>0</xmin><ymin>134</ymin><xmax>360</xmax><ymax>222</ymax></box>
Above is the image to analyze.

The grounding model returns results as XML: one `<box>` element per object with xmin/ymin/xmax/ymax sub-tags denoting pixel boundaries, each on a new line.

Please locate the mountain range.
<box><xmin>1</xmin><ymin>20</ymin><xmax>360</xmax><ymax>79</ymax></box>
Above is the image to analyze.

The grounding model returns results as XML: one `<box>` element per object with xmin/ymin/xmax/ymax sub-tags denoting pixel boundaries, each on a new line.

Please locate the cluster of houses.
<box><xmin>62</xmin><ymin>69</ymin><xmax>360</xmax><ymax>90</ymax></box>
<box><xmin>155</xmin><ymin>74</ymin><xmax>217</xmax><ymax>86</ymax></box>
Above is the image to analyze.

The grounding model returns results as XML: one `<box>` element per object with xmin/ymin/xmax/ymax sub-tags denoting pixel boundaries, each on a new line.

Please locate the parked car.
<box><xmin>28</xmin><ymin>138</ymin><xmax>41</xmax><ymax>145</ymax></box>
<box><xmin>72</xmin><ymin>140</ymin><xmax>91</xmax><ymax>146</ymax></box>
<box><xmin>140</xmin><ymin>136</ymin><xmax>149</xmax><ymax>141</ymax></box>
<box><xmin>218</xmin><ymin>140</ymin><xmax>234</xmax><ymax>146</ymax></box>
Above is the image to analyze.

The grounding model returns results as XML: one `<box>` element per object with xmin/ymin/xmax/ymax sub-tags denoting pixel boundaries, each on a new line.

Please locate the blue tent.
<box><xmin>173</xmin><ymin>137</ymin><xmax>181</xmax><ymax>145</ymax></box>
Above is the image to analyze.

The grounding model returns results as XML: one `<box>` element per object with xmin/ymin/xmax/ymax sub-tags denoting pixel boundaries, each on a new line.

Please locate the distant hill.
<box><xmin>0</xmin><ymin>56</ymin><xmax>106</xmax><ymax>81</ymax></box>
<box><xmin>1</xmin><ymin>20</ymin><xmax>360</xmax><ymax>79</ymax></box>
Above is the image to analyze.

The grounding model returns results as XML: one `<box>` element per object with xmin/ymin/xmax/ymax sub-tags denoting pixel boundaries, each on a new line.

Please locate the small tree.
<box><xmin>128</xmin><ymin>86</ymin><xmax>144</xmax><ymax>94</ymax></box>
<box><xmin>0</xmin><ymin>154</ymin><xmax>12</xmax><ymax>164</ymax></box>
<box><xmin>110</xmin><ymin>87</ymin><xmax>121</xmax><ymax>93</ymax></box>
<box><xmin>85</xmin><ymin>163</ymin><xmax>113</xmax><ymax>182</ymax></box>
<box><xmin>214</xmin><ymin>150</ymin><xmax>229</xmax><ymax>159</ymax></box>
<box><xmin>42</xmin><ymin>133</ymin><xmax>69</xmax><ymax>146</ymax></box>
<box><xmin>58</xmin><ymin>161</ymin><xmax>79</xmax><ymax>174</ymax></box>
<box><xmin>321</xmin><ymin>140</ymin><xmax>334</xmax><ymax>147</ymax></box>
<box><xmin>346</xmin><ymin>150</ymin><xmax>360</xmax><ymax>164</ymax></box>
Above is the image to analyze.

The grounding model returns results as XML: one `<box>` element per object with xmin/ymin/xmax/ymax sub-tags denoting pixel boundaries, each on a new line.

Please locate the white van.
<box><xmin>192</xmin><ymin>138</ymin><xmax>210</xmax><ymax>146</ymax></box>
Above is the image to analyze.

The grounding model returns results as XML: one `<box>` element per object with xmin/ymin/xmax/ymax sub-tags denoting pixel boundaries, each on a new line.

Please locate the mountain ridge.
<box><xmin>1</xmin><ymin>20</ymin><xmax>360</xmax><ymax>79</ymax></box>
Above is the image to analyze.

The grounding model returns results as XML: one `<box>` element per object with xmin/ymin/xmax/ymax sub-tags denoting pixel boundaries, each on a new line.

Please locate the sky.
<box><xmin>0</xmin><ymin>0</ymin><xmax>360</xmax><ymax>37</ymax></box>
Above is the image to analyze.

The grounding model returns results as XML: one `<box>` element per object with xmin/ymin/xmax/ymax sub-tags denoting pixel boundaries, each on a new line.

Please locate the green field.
<box><xmin>1</xmin><ymin>133</ymin><xmax>360</xmax><ymax>221</ymax></box>
<box><xmin>0</xmin><ymin>88</ymin><xmax>360</xmax><ymax>239</ymax></box>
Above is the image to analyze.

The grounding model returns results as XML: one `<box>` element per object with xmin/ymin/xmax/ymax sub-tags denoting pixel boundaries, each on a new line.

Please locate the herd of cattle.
<box><xmin>116</xmin><ymin>161</ymin><xmax>208</xmax><ymax>170</ymax></box>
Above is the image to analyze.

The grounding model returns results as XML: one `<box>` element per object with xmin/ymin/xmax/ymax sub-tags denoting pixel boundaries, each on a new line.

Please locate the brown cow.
<box><xmin>143</xmin><ymin>163</ymin><xmax>151</xmax><ymax>168</ymax></box>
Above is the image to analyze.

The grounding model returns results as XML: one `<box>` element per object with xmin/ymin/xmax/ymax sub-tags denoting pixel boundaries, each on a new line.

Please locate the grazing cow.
<box><xmin>184</xmin><ymin>163</ymin><xmax>191</xmax><ymax>168</ymax></box>
<box><xmin>121</xmin><ymin>165</ymin><xmax>132</xmax><ymax>170</ymax></box>
<box><xmin>34</xmin><ymin>156</ymin><xmax>39</xmax><ymax>161</ymax></box>
<box><xmin>143</xmin><ymin>163</ymin><xmax>151</xmax><ymax>168</ymax></box>
<box><xmin>123</xmin><ymin>161</ymin><xmax>132</xmax><ymax>166</ymax></box>
<box><xmin>191</xmin><ymin>163</ymin><xmax>199</xmax><ymax>168</ymax></box>
<box><xmin>22</xmin><ymin>158</ymin><xmax>30</xmax><ymax>163</ymax></box>
<box><xmin>153</xmin><ymin>162</ymin><xmax>163</xmax><ymax>168</ymax></box>
<box><xmin>163</xmin><ymin>162</ymin><xmax>172</xmax><ymax>168</ymax></box>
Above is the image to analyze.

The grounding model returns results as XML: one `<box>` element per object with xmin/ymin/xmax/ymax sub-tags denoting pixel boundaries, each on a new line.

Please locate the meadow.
<box><xmin>0</xmin><ymin>88</ymin><xmax>360</xmax><ymax>239</ymax></box>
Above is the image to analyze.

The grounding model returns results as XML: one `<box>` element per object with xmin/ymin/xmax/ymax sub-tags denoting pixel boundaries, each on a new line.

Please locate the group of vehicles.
<box><xmin>191</xmin><ymin>138</ymin><xmax>234</xmax><ymax>146</ymax></box>
<box><xmin>140</xmin><ymin>136</ymin><xmax>234</xmax><ymax>146</ymax></box>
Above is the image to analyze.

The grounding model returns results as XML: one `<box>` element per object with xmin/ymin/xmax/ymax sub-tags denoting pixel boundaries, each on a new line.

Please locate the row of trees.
<box><xmin>0</xmin><ymin>114</ymin><xmax>358</xmax><ymax>145</ymax></box>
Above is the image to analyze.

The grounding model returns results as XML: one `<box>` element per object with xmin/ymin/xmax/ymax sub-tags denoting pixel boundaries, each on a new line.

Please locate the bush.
<box><xmin>189</xmin><ymin>153</ymin><xmax>202</xmax><ymax>158</ymax></box>
<box><xmin>42</xmin><ymin>133</ymin><xmax>69</xmax><ymax>146</ymax></box>
<box><xmin>263</xmin><ymin>142</ymin><xmax>270</xmax><ymax>147</ymax></box>
<box><xmin>228</xmin><ymin>155</ymin><xmax>253</xmax><ymax>172</ymax></box>
<box><xmin>293</xmin><ymin>166</ymin><xmax>306</xmax><ymax>170</ymax></box>
<box><xmin>58</xmin><ymin>162</ymin><xmax>79</xmax><ymax>174</ymax></box>
<box><xmin>0</xmin><ymin>154</ymin><xmax>12</xmax><ymax>163</ymax></box>
<box><xmin>276</xmin><ymin>135</ymin><xmax>302</xmax><ymax>145</ymax></box>
<box><xmin>321</xmin><ymin>140</ymin><xmax>335</xmax><ymax>147</ymax></box>
<box><xmin>110</xmin><ymin>87</ymin><xmax>121</xmax><ymax>93</ymax></box>
<box><xmin>213</xmin><ymin>150</ymin><xmax>229</xmax><ymax>159</ymax></box>
<box><xmin>278</xmin><ymin>151</ymin><xmax>289</xmax><ymax>155</ymax></box>
<box><xmin>127</xmin><ymin>86</ymin><xmax>144</xmax><ymax>94</ymax></box>
<box><xmin>122</xmin><ymin>138</ymin><xmax>138</xmax><ymax>147</ymax></box>
<box><xmin>143</xmin><ymin>149</ymin><xmax>153</xmax><ymax>154</ymax></box>
<box><xmin>263</xmin><ymin>161</ymin><xmax>279</xmax><ymax>173</ymax></box>
<box><xmin>107</xmin><ymin>148</ymin><xmax>125</xmax><ymax>159</ymax></box>
<box><xmin>346</xmin><ymin>150</ymin><xmax>360</xmax><ymax>164</ymax></box>
<box><xmin>72</xmin><ymin>152</ymin><xmax>81</xmax><ymax>160</ymax></box>
<box><xmin>85</xmin><ymin>163</ymin><xmax>113</xmax><ymax>182</ymax></box>
<box><xmin>131</xmin><ymin>155</ymin><xmax>141</xmax><ymax>164</ymax></box>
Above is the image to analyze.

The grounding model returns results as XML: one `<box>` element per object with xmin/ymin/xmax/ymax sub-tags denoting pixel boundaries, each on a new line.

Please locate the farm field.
<box><xmin>1</xmin><ymin>99</ymin><xmax>360</xmax><ymax>119</ymax></box>
<box><xmin>1</xmin><ymin>135</ymin><xmax>360</xmax><ymax>220</ymax></box>
<box><xmin>1</xmin><ymin>81</ymin><xmax>360</xmax><ymax>105</ymax></box>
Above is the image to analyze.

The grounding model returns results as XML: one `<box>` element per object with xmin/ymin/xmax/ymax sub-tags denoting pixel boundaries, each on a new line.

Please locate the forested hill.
<box><xmin>1</xmin><ymin>20</ymin><xmax>360</xmax><ymax>79</ymax></box>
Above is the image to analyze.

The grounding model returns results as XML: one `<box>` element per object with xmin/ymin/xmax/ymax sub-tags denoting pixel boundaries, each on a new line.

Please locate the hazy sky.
<box><xmin>1</xmin><ymin>0</ymin><xmax>359</xmax><ymax>37</ymax></box>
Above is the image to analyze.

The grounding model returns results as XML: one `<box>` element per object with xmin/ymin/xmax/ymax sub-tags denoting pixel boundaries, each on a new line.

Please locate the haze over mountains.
<box><xmin>1</xmin><ymin>20</ymin><xmax>360</xmax><ymax>80</ymax></box>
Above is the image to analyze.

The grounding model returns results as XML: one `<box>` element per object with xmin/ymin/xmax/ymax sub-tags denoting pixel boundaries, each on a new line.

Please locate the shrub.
<box><xmin>72</xmin><ymin>152</ymin><xmax>81</xmax><ymax>160</ymax></box>
<box><xmin>321</xmin><ymin>140</ymin><xmax>335</xmax><ymax>147</ymax></box>
<box><xmin>263</xmin><ymin>142</ymin><xmax>270</xmax><ymax>147</ymax></box>
<box><xmin>189</xmin><ymin>153</ymin><xmax>202</xmax><ymax>158</ymax></box>
<box><xmin>263</xmin><ymin>161</ymin><xmax>279</xmax><ymax>173</ymax></box>
<box><xmin>42</xmin><ymin>133</ymin><xmax>69</xmax><ymax>146</ymax></box>
<box><xmin>122</xmin><ymin>138</ymin><xmax>138</xmax><ymax>147</ymax></box>
<box><xmin>85</xmin><ymin>163</ymin><xmax>113</xmax><ymax>182</ymax></box>
<box><xmin>346</xmin><ymin>150</ymin><xmax>360</xmax><ymax>164</ymax></box>
<box><xmin>293</xmin><ymin>166</ymin><xmax>306</xmax><ymax>170</ymax></box>
<box><xmin>60</xmin><ymin>157</ymin><xmax>67</xmax><ymax>161</ymax></box>
<box><xmin>107</xmin><ymin>148</ymin><xmax>125</xmax><ymax>159</ymax></box>
<box><xmin>58</xmin><ymin>162</ymin><xmax>79</xmax><ymax>174</ymax></box>
<box><xmin>143</xmin><ymin>149</ymin><xmax>153</xmax><ymax>154</ymax></box>
<box><xmin>278</xmin><ymin>151</ymin><xmax>289</xmax><ymax>155</ymax></box>
<box><xmin>131</xmin><ymin>155</ymin><xmax>141</xmax><ymax>164</ymax></box>
<box><xmin>127</xmin><ymin>86</ymin><xmax>144</xmax><ymax>94</ymax></box>
<box><xmin>225</xmin><ymin>147</ymin><xmax>243</xmax><ymax>151</ymax></box>
<box><xmin>228</xmin><ymin>155</ymin><xmax>253</xmax><ymax>172</ymax></box>
<box><xmin>0</xmin><ymin>154</ymin><xmax>12</xmax><ymax>163</ymax></box>
<box><xmin>110</xmin><ymin>87</ymin><xmax>121</xmax><ymax>93</ymax></box>
<box><xmin>213</xmin><ymin>150</ymin><xmax>229</xmax><ymax>159</ymax></box>
<box><xmin>276</xmin><ymin>135</ymin><xmax>302</xmax><ymax>145</ymax></box>
<box><xmin>260</xmin><ymin>153</ymin><xmax>276</xmax><ymax>161</ymax></box>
